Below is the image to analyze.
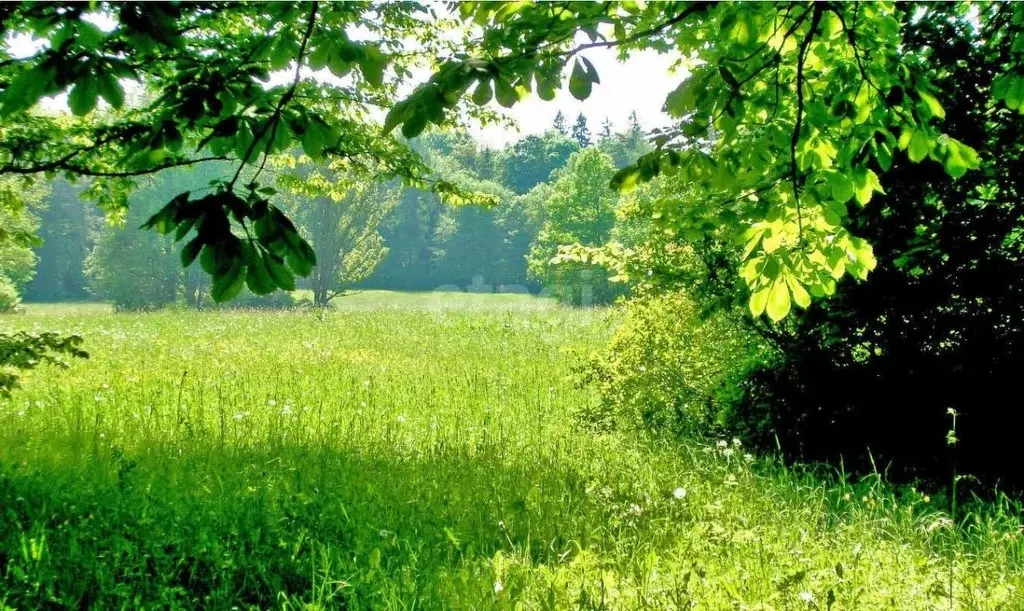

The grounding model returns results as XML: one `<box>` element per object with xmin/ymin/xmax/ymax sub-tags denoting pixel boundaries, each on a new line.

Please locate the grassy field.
<box><xmin>1</xmin><ymin>292</ymin><xmax>1022</xmax><ymax>609</ymax></box>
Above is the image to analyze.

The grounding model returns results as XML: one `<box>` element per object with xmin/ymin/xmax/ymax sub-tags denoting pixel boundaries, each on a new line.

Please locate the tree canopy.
<box><xmin>1</xmin><ymin>1</ymin><xmax>1019</xmax><ymax>317</ymax></box>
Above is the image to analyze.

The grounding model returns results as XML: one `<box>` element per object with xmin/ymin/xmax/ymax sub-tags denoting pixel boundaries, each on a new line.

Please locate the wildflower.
<box><xmin>494</xmin><ymin>581</ymin><xmax>504</xmax><ymax>594</ymax></box>
<box><xmin>397</xmin><ymin>414</ymin><xmax>406</xmax><ymax>423</ymax></box>
<box><xmin>923</xmin><ymin>495</ymin><xmax>931</xmax><ymax>504</ymax></box>
<box><xmin>267</xmin><ymin>399</ymin><xmax>277</xmax><ymax>407</ymax></box>
<box><xmin>732</xmin><ymin>437</ymin><xmax>742</xmax><ymax>447</ymax></box>
<box><xmin>673</xmin><ymin>488</ymin><xmax>687</xmax><ymax>499</ymax></box>
<box><xmin>798</xmin><ymin>591</ymin><xmax>814</xmax><ymax>603</ymax></box>
<box><xmin>723</xmin><ymin>448</ymin><xmax>735</xmax><ymax>457</ymax></box>
<box><xmin>717</xmin><ymin>439</ymin><xmax>728</xmax><ymax>448</ymax></box>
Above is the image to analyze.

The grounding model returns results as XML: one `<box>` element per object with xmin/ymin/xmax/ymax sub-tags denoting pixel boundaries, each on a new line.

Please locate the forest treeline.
<box><xmin>5</xmin><ymin>111</ymin><xmax>647</xmax><ymax>309</ymax></box>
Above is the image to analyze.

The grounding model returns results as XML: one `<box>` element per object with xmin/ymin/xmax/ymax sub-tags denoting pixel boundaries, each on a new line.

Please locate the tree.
<box><xmin>0</xmin><ymin>177</ymin><xmax>48</xmax><ymax>310</ymax></box>
<box><xmin>85</xmin><ymin>190</ymin><xmax>180</xmax><ymax>311</ymax></box>
<box><xmin>278</xmin><ymin>162</ymin><xmax>400</xmax><ymax>305</ymax></box>
<box><xmin>0</xmin><ymin>2</ymin><xmax>485</xmax><ymax>305</ymax></box>
<box><xmin>527</xmin><ymin>148</ymin><xmax>623</xmax><ymax>305</ymax></box>
<box><xmin>24</xmin><ymin>179</ymin><xmax>100</xmax><ymax>302</ymax></box>
<box><xmin>599</xmin><ymin>117</ymin><xmax>614</xmax><ymax>140</ymax></box>
<box><xmin>552</xmin><ymin>110</ymin><xmax>568</xmax><ymax>136</ymax></box>
<box><xmin>391</xmin><ymin>2</ymin><xmax>998</xmax><ymax>320</ymax></box>
<box><xmin>571</xmin><ymin>113</ymin><xmax>592</xmax><ymax>148</ymax></box>
<box><xmin>728</xmin><ymin>3</ymin><xmax>1024</xmax><ymax>487</ymax></box>
<box><xmin>500</xmin><ymin>132</ymin><xmax>579</xmax><ymax>194</ymax></box>
<box><xmin>0</xmin><ymin>2</ymin><xmax>1012</xmax><ymax>316</ymax></box>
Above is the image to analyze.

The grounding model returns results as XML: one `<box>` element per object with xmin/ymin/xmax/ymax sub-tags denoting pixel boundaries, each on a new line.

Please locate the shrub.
<box><xmin>214</xmin><ymin>289</ymin><xmax>295</xmax><ymax>310</ymax></box>
<box><xmin>0</xmin><ymin>275</ymin><xmax>21</xmax><ymax>313</ymax></box>
<box><xmin>578</xmin><ymin>291</ymin><xmax>771</xmax><ymax>435</ymax></box>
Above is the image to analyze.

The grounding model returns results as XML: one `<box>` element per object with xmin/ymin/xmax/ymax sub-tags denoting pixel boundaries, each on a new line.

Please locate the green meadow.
<box><xmin>1</xmin><ymin>293</ymin><xmax>1021</xmax><ymax>609</ymax></box>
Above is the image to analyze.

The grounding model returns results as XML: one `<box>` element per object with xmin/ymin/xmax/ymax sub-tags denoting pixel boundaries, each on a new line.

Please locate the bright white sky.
<box><xmin>6</xmin><ymin>16</ymin><xmax>685</xmax><ymax>149</ymax></box>
<box><xmin>471</xmin><ymin>48</ymin><xmax>683</xmax><ymax>147</ymax></box>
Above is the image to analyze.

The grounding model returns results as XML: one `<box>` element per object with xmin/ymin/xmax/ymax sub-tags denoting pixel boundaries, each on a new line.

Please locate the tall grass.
<box><xmin>1</xmin><ymin>293</ymin><xmax>1021</xmax><ymax>609</ymax></box>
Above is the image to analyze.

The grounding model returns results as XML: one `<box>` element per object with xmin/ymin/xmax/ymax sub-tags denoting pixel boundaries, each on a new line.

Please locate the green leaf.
<box><xmin>211</xmin><ymin>259</ymin><xmax>246</xmax><ymax>303</ymax></box>
<box><xmin>943</xmin><ymin>137</ymin><xmax>980</xmax><ymax>179</ymax></box>
<box><xmin>907</xmin><ymin>129</ymin><xmax>931</xmax><ymax>163</ymax></box>
<box><xmin>852</xmin><ymin>167</ymin><xmax>883</xmax><ymax>206</ymax></box>
<box><xmin>285</xmin><ymin>239</ymin><xmax>316</xmax><ymax>276</ymax></box>
<box><xmin>245</xmin><ymin>247</ymin><xmax>277</xmax><ymax>295</ymax></box>
<box><xmin>786</xmin><ymin>274</ymin><xmax>811</xmax><ymax>309</ymax></box>
<box><xmin>269</xmin><ymin>36</ymin><xmax>298</xmax><ymax>71</ymax></box>
<box><xmin>827</xmin><ymin>172</ymin><xmax>854</xmax><ymax>204</ymax></box>
<box><xmin>180</xmin><ymin>237</ymin><xmax>203</xmax><ymax>268</ymax></box>
<box><xmin>730</xmin><ymin>12</ymin><xmax>758</xmax><ymax>47</ymax></box>
<box><xmin>609</xmin><ymin>166</ymin><xmax>641</xmax><ymax>193</ymax></box>
<box><xmin>917</xmin><ymin>90</ymin><xmax>945</xmax><ymax>120</ymax></box>
<box><xmin>568</xmin><ymin>59</ymin><xmax>592</xmax><ymax>101</ymax></box>
<box><xmin>536</xmin><ymin>75</ymin><xmax>556</xmax><ymax>101</ymax></box>
<box><xmin>97</xmin><ymin>72</ymin><xmax>124</xmax><ymax>109</ymax></box>
<box><xmin>749</xmin><ymin>285</ymin><xmax>770</xmax><ymax>317</ymax></box>
<box><xmin>308</xmin><ymin>43</ymin><xmax>331</xmax><ymax>70</ymax></box>
<box><xmin>874</xmin><ymin>140</ymin><xmax>893</xmax><ymax>171</ymax></box>
<box><xmin>357</xmin><ymin>46</ymin><xmax>386</xmax><ymax>88</ymax></box>
<box><xmin>265</xmin><ymin>254</ymin><xmax>296</xmax><ymax>291</ymax></box>
<box><xmin>494</xmin><ymin>76</ymin><xmax>517</xmax><ymax>108</ymax></box>
<box><xmin>1</xmin><ymin>67</ymin><xmax>49</xmax><ymax>116</ymax></box>
<box><xmin>301</xmin><ymin>117</ymin><xmax>329</xmax><ymax>159</ymax></box>
<box><xmin>382</xmin><ymin>100</ymin><xmax>413</xmax><ymax>135</ymax></box>
<box><xmin>766</xmin><ymin>278</ymin><xmax>791</xmax><ymax>322</ymax></box>
<box><xmin>400</xmin><ymin>109</ymin><xmax>428</xmax><ymax>139</ymax></box>
<box><xmin>68</xmin><ymin>76</ymin><xmax>99</xmax><ymax>116</ymax></box>
<box><xmin>471</xmin><ymin>79</ymin><xmax>492</xmax><ymax>106</ymax></box>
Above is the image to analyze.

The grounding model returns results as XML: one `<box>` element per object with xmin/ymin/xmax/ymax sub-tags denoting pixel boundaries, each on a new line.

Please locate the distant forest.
<box><xmin>20</xmin><ymin>111</ymin><xmax>649</xmax><ymax>306</ymax></box>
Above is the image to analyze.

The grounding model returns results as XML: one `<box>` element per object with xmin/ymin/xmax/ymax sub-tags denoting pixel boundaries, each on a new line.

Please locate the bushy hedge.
<box><xmin>578</xmin><ymin>291</ymin><xmax>771</xmax><ymax>434</ymax></box>
<box><xmin>0</xmin><ymin>275</ymin><xmax>21</xmax><ymax>313</ymax></box>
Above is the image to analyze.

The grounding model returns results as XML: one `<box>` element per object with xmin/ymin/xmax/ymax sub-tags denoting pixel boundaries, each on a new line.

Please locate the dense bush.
<box><xmin>85</xmin><ymin>223</ymin><xmax>177</xmax><ymax>312</ymax></box>
<box><xmin>579</xmin><ymin>291</ymin><xmax>770</xmax><ymax>434</ymax></box>
<box><xmin>215</xmin><ymin>288</ymin><xmax>296</xmax><ymax>310</ymax></box>
<box><xmin>0</xmin><ymin>276</ymin><xmax>21</xmax><ymax>313</ymax></box>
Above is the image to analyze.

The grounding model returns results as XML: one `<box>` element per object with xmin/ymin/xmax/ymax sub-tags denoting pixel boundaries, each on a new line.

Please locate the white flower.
<box><xmin>732</xmin><ymin>437</ymin><xmax>742</xmax><ymax>447</ymax></box>
<box><xmin>717</xmin><ymin>439</ymin><xmax>728</xmax><ymax>448</ymax></box>
<box><xmin>493</xmin><ymin>581</ymin><xmax>504</xmax><ymax>594</ymax></box>
<box><xmin>799</xmin><ymin>591</ymin><xmax>814</xmax><ymax>603</ymax></box>
<box><xmin>267</xmin><ymin>399</ymin><xmax>277</xmax><ymax>407</ymax></box>
<box><xmin>673</xmin><ymin>488</ymin><xmax>687</xmax><ymax>499</ymax></box>
<box><xmin>397</xmin><ymin>414</ymin><xmax>406</xmax><ymax>423</ymax></box>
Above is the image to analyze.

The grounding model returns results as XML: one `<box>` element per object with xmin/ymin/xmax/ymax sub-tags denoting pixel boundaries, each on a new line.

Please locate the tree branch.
<box><xmin>228</xmin><ymin>1</ymin><xmax>319</xmax><ymax>191</ymax></box>
<box><xmin>790</xmin><ymin>5</ymin><xmax>823</xmax><ymax>243</ymax></box>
